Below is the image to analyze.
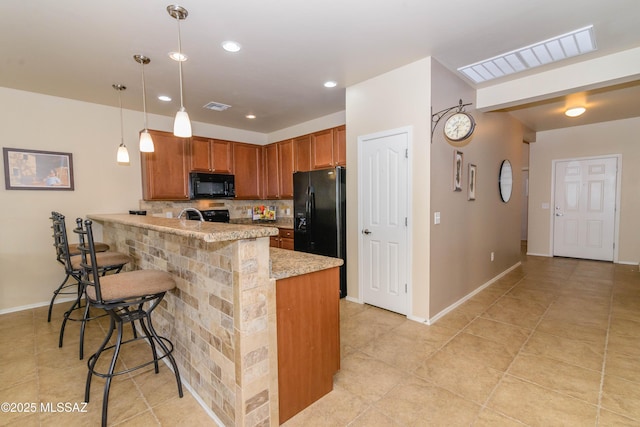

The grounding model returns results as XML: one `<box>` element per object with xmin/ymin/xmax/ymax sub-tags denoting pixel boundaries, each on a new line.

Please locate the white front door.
<box><xmin>553</xmin><ymin>157</ymin><xmax>617</xmax><ymax>261</ymax></box>
<box><xmin>358</xmin><ymin>128</ymin><xmax>409</xmax><ymax>315</ymax></box>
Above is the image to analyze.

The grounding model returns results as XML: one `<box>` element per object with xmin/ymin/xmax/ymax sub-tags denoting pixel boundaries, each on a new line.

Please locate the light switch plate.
<box><xmin>434</xmin><ymin>212</ymin><xmax>441</xmax><ymax>224</ymax></box>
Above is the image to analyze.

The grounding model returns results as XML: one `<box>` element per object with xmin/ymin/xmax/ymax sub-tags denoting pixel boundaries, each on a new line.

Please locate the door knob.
<box><xmin>362</xmin><ymin>229</ymin><xmax>372</xmax><ymax>235</ymax></box>
<box><xmin>555</xmin><ymin>213</ymin><xmax>564</xmax><ymax>216</ymax></box>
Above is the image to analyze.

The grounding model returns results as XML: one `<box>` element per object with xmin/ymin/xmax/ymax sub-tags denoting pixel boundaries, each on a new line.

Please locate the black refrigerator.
<box><xmin>293</xmin><ymin>166</ymin><xmax>346</xmax><ymax>298</ymax></box>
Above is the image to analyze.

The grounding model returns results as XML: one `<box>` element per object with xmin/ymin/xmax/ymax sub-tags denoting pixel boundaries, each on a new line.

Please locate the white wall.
<box><xmin>527</xmin><ymin>117</ymin><xmax>640</xmax><ymax>264</ymax></box>
<box><xmin>0</xmin><ymin>87</ymin><xmax>264</xmax><ymax>312</ymax></box>
<box><xmin>345</xmin><ymin>57</ymin><xmax>432</xmax><ymax>320</ymax></box>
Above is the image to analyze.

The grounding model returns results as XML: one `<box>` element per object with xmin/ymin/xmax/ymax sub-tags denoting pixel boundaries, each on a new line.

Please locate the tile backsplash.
<box><xmin>139</xmin><ymin>199</ymin><xmax>293</xmax><ymax>221</ymax></box>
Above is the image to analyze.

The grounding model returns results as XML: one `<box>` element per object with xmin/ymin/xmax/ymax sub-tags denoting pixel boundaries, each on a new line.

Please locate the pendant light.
<box><xmin>133</xmin><ymin>54</ymin><xmax>154</xmax><ymax>152</ymax></box>
<box><xmin>167</xmin><ymin>5</ymin><xmax>192</xmax><ymax>138</ymax></box>
<box><xmin>113</xmin><ymin>84</ymin><xmax>130</xmax><ymax>165</ymax></box>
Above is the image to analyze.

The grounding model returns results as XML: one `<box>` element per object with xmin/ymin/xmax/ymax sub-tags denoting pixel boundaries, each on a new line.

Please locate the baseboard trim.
<box><xmin>0</xmin><ymin>297</ymin><xmax>75</xmax><ymax>315</ymax></box>
<box><xmin>526</xmin><ymin>252</ymin><xmax>551</xmax><ymax>257</ymax></box>
<box><xmin>428</xmin><ymin>262</ymin><xmax>522</xmax><ymax>325</ymax></box>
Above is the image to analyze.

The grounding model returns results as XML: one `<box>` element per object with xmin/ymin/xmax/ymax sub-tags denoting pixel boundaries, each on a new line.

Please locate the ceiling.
<box><xmin>1</xmin><ymin>0</ymin><xmax>639</xmax><ymax>134</ymax></box>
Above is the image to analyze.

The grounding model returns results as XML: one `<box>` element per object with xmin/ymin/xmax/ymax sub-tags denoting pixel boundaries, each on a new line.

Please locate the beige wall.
<box><xmin>429</xmin><ymin>61</ymin><xmax>523</xmax><ymax>319</ymax></box>
<box><xmin>0</xmin><ymin>87</ymin><xmax>264</xmax><ymax>312</ymax></box>
<box><xmin>527</xmin><ymin>117</ymin><xmax>640</xmax><ymax>264</ymax></box>
<box><xmin>345</xmin><ymin>57</ymin><xmax>432</xmax><ymax>320</ymax></box>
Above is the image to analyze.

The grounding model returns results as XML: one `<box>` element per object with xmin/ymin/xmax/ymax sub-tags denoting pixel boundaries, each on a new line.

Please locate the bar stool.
<box><xmin>51</xmin><ymin>212</ymin><xmax>132</xmax><ymax>359</ymax></box>
<box><xmin>74</xmin><ymin>219</ymin><xmax>183</xmax><ymax>427</ymax></box>
<box><xmin>48</xmin><ymin>211</ymin><xmax>110</xmax><ymax>322</ymax></box>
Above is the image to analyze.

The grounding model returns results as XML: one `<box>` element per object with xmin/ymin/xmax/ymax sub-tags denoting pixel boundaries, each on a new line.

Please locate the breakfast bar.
<box><xmin>86</xmin><ymin>214</ymin><xmax>342</xmax><ymax>427</ymax></box>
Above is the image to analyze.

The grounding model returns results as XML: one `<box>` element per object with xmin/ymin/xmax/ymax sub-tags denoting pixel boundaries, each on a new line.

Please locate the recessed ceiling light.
<box><xmin>169</xmin><ymin>51</ymin><xmax>188</xmax><ymax>62</ymax></box>
<box><xmin>565</xmin><ymin>107</ymin><xmax>586</xmax><ymax>117</ymax></box>
<box><xmin>458</xmin><ymin>25</ymin><xmax>597</xmax><ymax>83</ymax></box>
<box><xmin>246</xmin><ymin>114</ymin><xmax>256</xmax><ymax>119</ymax></box>
<box><xmin>158</xmin><ymin>95</ymin><xmax>172</xmax><ymax>102</ymax></box>
<box><xmin>324</xmin><ymin>81</ymin><xmax>337</xmax><ymax>88</ymax></box>
<box><xmin>222</xmin><ymin>41</ymin><xmax>242</xmax><ymax>53</ymax></box>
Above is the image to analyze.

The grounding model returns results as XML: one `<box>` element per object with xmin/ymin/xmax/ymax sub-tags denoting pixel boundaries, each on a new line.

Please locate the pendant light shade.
<box><xmin>174</xmin><ymin>107</ymin><xmax>192</xmax><ymax>137</ymax></box>
<box><xmin>167</xmin><ymin>5</ymin><xmax>192</xmax><ymax>138</ymax></box>
<box><xmin>113</xmin><ymin>84</ymin><xmax>130</xmax><ymax>165</ymax></box>
<box><xmin>134</xmin><ymin>54</ymin><xmax>155</xmax><ymax>152</ymax></box>
<box><xmin>117</xmin><ymin>143</ymin><xmax>130</xmax><ymax>163</ymax></box>
<box><xmin>139</xmin><ymin>129</ymin><xmax>155</xmax><ymax>152</ymax></box>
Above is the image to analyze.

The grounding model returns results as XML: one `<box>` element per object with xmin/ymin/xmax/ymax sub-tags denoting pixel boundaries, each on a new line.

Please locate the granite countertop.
<box><xmin>269</xmin><ymin>247</ymin><xmax>343</xmax><ymax>280</ymax></box>
<box><xmin>87</xmin><ymin>213</ymin><xmax>278</xmax><ymax>243</ymax></box>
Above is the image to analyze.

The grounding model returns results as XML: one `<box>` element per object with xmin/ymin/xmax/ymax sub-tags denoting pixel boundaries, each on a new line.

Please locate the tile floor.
<box><xmin>1</xmin><ymin>251</ymin><xmax>639</xmax><ymax>426</ymax></box>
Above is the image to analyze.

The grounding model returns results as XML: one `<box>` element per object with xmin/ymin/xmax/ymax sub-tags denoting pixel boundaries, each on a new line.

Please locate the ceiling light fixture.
<box><xmin>565</xmin><ymin>107</ymin><xmax>586</xmax><ymax>117</ymax></box>
<box><xmin>169</xmin><ymin>52</ymin><xmax>188</xmax><ymax>62</ymax></box>
<box><xmin>458</xmin><ymin>25</ymin><xmax>597</xmax><ymax>84</ymax></box>
<box><xmin>158</xmin><ymin>95</ymin><xmax>172</xmax><ymax>102</ymax></box>
<box><xmin>324</xmin><ymin>81</ymin><xmax>337</xmax><ymax>88</ymax></box>
<box><xmin>113</xmin><ymin>84</ymin><xmax>130</xmax><ymax>165</ymax></box>
<box><xmin>134</xmin><ymin>54</ymin><xmax>154</xmax><ymax>153</ymax></box>
<box><xmin>167</xmin><ymin>4</ymin><xmax>192</xmax><ymax>138</ymax></box>
<box><xmin>222</xmin><ymin>41</ymin><xmax>241</xmax><ymax>53</ymax></box>
<box><xmin>246</xmin><ymin>114</ymin><xmax>256</xmax><ymax>119</ymax></box>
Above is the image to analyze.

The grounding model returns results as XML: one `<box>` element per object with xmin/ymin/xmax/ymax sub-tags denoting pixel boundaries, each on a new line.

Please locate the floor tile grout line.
<box><xmin>595</xmin><ymin>279</ymin><xmax>615</xmax><ymax>426</ymax></box>
<box><xmin>471</xmin><ymin>292</ymin><xmax>556</xmax><ymax>426</ymax></box>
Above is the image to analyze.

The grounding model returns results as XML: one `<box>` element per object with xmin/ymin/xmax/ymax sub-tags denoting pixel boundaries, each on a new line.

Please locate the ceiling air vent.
<box><xmin>203</xmin><ymin>101</ymin><xmax>231</xmax><ymax>111</ymax></box>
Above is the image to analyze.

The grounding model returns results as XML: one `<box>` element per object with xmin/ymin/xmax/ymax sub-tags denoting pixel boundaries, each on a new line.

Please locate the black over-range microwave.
<box><xmin>189</xmin><ymin>172</ymin><xmax>235</xmax><ymax>199</ymax></box>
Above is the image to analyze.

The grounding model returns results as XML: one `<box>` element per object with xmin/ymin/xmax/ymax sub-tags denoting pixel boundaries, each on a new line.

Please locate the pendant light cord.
<box><xmin>177</xmin><ymin>18</ymin><xmax>185</xmax><ymax>110</ymax></box>
<box><xmin>141</xmin><ymin>62</ymin><xmax>148</xmax><ymax>130</ymax></box>
<box><xmin>118</xmin><ymin>89</ymin><xmax>124</xmax><ymax>144</ymax></box>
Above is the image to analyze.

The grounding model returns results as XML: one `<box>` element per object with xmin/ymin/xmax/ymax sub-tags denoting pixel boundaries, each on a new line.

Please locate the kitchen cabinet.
<box><xmin>141</xmin><ymin>130</ymin><xmax>190</xmax><ymax>200</ymax></box>
<box><xmin>333</xmin><ymin>125</ymin><xmax>346</xmax><ymax>167</ymax></box>
<box><xmin>264</xmin><ymin>140</ymin><xmax>294</xmax><ymax>199</ymax></box>
<box><xmin>293</xmin><ymin>135</ymin><xmax>311</xmax><ymax>172</ymax></box>
<box><xmin>310</xmin><ymin>125</ymin><xmax>346</xmax><ymax>169</ymax></box>
<box><xmin>310</xmin><ymin>129</ymin><xmax>334</xmax><ymax>170</ymax></box>
<box><xmin>233</xmin><ymin>142</ymin><xmax>263</xmax><ymax>199</ymax></box>
<box><xmin>190</xmin><ymin>137</ymin><xmax>233</xmax><ymax>173</ymax></box>
<box><xmin>264</xmin><ymin>144</ymin><xmax>279</xmax><ymax>199</ymax></box>
<box><xmin>270</xmin><ymin>228</ymin><xmax>294</xmax><ymax>249</ymax></box>
<box><xmin>276</xmin><ymin>266</ymin><xmax>340</xmax><ymax>423</ymax></box>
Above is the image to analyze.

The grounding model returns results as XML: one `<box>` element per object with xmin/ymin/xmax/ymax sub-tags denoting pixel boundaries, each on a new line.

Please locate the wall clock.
<box><xmin>443</xmin><ymin>112</ymin><xmax>476</xmax><ymax>142</ymax></box>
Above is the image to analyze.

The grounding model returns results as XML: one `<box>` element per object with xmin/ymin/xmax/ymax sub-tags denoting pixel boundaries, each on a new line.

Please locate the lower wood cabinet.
<box><xmin>276</xmin><ymin>267</ymin><xmax>340</xmax><ymax>424</ymax></box>
<box><xmin>270</xmin><ymin>228</ymin><xmax>294</xmax><ymax>249</ymax></box>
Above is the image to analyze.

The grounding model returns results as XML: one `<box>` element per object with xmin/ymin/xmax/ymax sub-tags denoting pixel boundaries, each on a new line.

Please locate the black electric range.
<box><xmin>186</xmin><ymin>209</ymin><xmax>230</xmax><ymax>223</ymax></box>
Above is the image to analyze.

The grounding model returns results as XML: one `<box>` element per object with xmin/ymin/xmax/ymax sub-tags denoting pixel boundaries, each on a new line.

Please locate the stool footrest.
<box><xmin>87</xmin><ymin>335</ymin><xmax>176</xmax><ymax>378</ymax></box>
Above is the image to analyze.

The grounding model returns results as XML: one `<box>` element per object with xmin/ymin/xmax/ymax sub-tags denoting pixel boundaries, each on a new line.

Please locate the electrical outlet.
<box><xmin>491</xmin><ymin>252</ymin><xmax>495</xmax><ymax>261</ymax></box>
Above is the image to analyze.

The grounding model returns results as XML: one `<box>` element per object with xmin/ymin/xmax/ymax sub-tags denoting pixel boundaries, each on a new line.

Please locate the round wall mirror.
<box><xmin>499</xmin><ymin>160</ymin><xmax>513</xmax><ymax>202</ymax></box>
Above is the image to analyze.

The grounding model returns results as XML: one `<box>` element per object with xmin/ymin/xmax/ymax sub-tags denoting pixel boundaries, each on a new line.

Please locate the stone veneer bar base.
<box><xmin>99</xmin><ymin>221</ymin><xmax>278</xmax><ymax>427</ymax></box>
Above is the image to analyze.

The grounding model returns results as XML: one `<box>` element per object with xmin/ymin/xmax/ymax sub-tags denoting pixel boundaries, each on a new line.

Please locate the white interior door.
<box><xmin>358</xmin><ymin>129</ymin><xmax>409</xmax><ymax>315</ymax></box>
<box><xmin>553</xmin><ymin>157</ymin><xmax>617</xmax><ymax>261</ymax></box>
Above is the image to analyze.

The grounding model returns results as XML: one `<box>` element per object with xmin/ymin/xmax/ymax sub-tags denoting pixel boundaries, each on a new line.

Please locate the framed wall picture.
<box><xmin>468</xmin><ymin>163</ymin><xmax>477</xmax><ymax>201</ymax></box>
<box><xmin>453</xmin><ymin>150</ymin><xmax>463</xmax><ymax>191</ymax></box>
<box><xmin>3</xmin><ymin>147</ymin><xmax>74</xmax><ymax>191</ymax></box>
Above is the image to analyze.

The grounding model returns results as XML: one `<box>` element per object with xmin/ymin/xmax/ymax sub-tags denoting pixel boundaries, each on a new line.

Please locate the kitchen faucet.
<box><xmin>178</xmin><ymin>207</ymin><xmax>204</xmax><ymax>222</ymax></box>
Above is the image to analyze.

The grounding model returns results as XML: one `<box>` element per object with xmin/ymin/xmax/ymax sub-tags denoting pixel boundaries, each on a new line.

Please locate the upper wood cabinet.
<box><xmin>310</xmin><ymin>125</ymin><xmax>346</xmax><ymax>169</ymax></box>
<box><xmin>141</xmin><ymin>130</ymin><xmax>190</xmax><ymax>200</ymax></box>
<box><xmin>264</xmin><ymin>143</ymin><xmax>280</xmax><ymax>199</ymax></box>
<box><xmin>233</xmin><ymin>142</ymin><xmax>263</xmax><ymax>199</ymax></box>
<box><xmin>278</xmin><ymin>139</ymin><xmax>294</xmax><ymax>198</ymax></box>
<box><xmin>264</xmin><ymin>140</ymin><xmax>294</xmax><ymax>199</ymax></box>
<box><xmin>293</xmin><ymin>135</ymin><xmax>311</xmax><ymax>172</ymax></box>
<box><xmin>333</xmin><ymin>125</ymin><xmax>346</xmax><ymax>167</ymax></box>
<box><xmin>190</xmin><ymin>137</ymin><xmax>233</xmax><ymax>173</ymax></box>
<box><xmin>310</xmin><ymin>129</ymin><xmax>334</xmax><ymax>170</ymax></box>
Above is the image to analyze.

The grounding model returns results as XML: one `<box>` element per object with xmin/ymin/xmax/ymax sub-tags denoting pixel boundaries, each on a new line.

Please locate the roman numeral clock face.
<box><xmin>444</xmin><ymin>112</ymin><xmax>475</xmax><ymax>141</ymax></box>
